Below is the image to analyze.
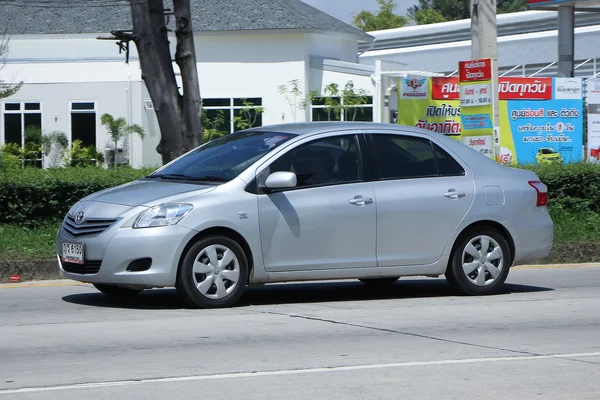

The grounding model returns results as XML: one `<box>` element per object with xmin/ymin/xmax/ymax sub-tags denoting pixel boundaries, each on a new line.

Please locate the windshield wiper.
<box><xmin>145</xmin><ymin>173</ymin><xmax>229</xmax><ymax>182</ymax></box>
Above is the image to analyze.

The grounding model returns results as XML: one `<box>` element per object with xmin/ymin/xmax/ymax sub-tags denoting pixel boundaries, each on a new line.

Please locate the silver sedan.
<box><xmin>56</xmin><ymin>122</ymin><xmax>553</xmax><ymax>308</ymax></box>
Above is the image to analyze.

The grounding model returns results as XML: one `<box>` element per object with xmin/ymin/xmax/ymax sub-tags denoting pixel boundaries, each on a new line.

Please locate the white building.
<box><xmin>0</xmin><ymin>0</ymin><xmax>375</xmax><ymax>167</ymax></box>
<box><xmin>2</xmin><ymin>1</ymin><xmax>599</xmax><ymax>168</ymax></box>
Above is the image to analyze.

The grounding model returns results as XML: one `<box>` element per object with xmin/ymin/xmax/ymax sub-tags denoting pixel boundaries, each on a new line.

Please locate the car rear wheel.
<box><xmin>359</xmin><ymin>277</ymin><xmax>399</xmax><ymax>286</ymax></box>
<box><xmin>93</xmin><ymin>284</ymin><xmax>143</xmax><ymax>296</ymax></box>
<box><xmin>446</xmin><ymin>228</ymin><xmax>511</xmax><ymax>295</ymax></box>
<box><xmin>176</xmin><ymin>236</ymin><xmax>248</xmax><ymax>308</ymax></box>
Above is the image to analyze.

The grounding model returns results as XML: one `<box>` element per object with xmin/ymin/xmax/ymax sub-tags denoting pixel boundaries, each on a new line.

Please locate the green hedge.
<box><xmin>1</xmin><ymin>162</ymin><xmax>599</xmax><ymax>226</ymax></box>
<box><xmin>521</xmin><ymin>162</ymin><xmax>600</xmax><ymax>213</ymax></box>
<box><xmin>0</xmin><ymin>167</ymin><xmax>155</xmax><ymax>225</ymax></box>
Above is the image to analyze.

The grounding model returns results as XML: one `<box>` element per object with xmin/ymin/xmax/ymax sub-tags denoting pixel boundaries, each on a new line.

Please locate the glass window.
<box><xmin>71</xmin><ymin>113</ymin><xmax>96</xmax><ymax>147</ymax></box>
<box><xmin>5</xmin><ymin>103</ymin><xmax>20</xmax><ymax>111</ymax></box>
<box><xmin>433</xmin><ymin>143</ymin><xmax>465</xmax><ymax>176</ymax></box>
<box><xmin>148</xmin><ymin>131</ymin><xmax>295</xmax><ymax>183</ymax></box>
<box><xmin>3</xmin><ymin>114</ymin><xmax>22</xmax><ymax>145</ymax></box>
<box><xmin>268</xmin><ymin>135</ymin><xmax>362</xmax><ymax>189</ymax></box>
<box><xmin>24</xmin><ymin>103</ymin><xmax>41</xmax><ymax>111</ymax></box>
<box><xmin>203</xmin><ymin>98</ymin><xmax>230</xmax><ymax>107</ymax></box>
<box><xmin>372</xmin><ymin>135</ymin><xmax>437</xmax><ymax>179</ymax></box>
<box><xmin>71</xmin><ymin>102</ymin><xmax>95</xmax><ymax>111</ymax></box>
<box><xmin>234</xmin><ymin>98</ymin><xmax>261</xmax><ymax>107</ymax></box>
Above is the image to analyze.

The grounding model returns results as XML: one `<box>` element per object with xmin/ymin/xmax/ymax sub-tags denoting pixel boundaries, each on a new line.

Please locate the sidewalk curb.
<box><xmin>1</xmin><ymin>259</ymin><xmax>599</xmax><ymax>284</ymax></box>
<box><xmin>0</xmin><ymin>259</ymin><xmax>60</xmax><ymax>283</ymax></box>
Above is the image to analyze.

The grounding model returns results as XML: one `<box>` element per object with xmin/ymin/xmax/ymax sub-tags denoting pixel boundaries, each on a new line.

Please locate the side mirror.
<box><xmin>263</xmin><ymin>171</ymin><xmax>297</xmax><ymax>192</ymax></box>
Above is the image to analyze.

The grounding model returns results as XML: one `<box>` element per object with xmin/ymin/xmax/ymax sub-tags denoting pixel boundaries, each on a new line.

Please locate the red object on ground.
<box><xmin>10</xmin><ymin>274</ymin><xmax>20</xmax><ymax>282</ymax></box>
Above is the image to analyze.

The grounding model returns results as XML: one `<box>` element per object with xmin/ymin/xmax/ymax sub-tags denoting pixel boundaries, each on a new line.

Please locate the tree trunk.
<box><xmin>130</xmin><ymin>0</ymin><xmax>186</xmax><ymax>164</ymax></box>
<box><xmin>173</xmin><ymin>0</ymin><xmax>203</xmax><ymax>149</ymax></box>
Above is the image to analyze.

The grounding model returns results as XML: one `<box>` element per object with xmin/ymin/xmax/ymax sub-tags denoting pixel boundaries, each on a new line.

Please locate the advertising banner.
<box><xmin>397</xmin><ymin>76</ymin><xmax>584</xmax><ymax>165</ymax></box>
<box><xmin>587</xmin><ymin>78</ymin><xmax>600</xmax><ymax>163</ymax></box>
<box><xmin>458</xmin><ymin>59</ymin><xmax>495</xmax><ymax>159</ymax></box>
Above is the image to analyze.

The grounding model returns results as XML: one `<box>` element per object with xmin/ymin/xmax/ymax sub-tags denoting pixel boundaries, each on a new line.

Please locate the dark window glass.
<box><xmin>312</xmin><ymin>108</ymin><xmax>341</xmax><ymax>122</ymax></box>
<box><xmin>24</xmin><ymin>113</ymin><xmax>41</xmax><ymax>131</ymax></box>
<box><xmin>345</xmin><ymin>106</ymin><xmax>373</xmax><ymax>122</ymax></box>
<box><xmin>233</xmin><ymin>108</ymin><xmax>263</xmax><ymax>132</ymax></box>
<box><xmin>4</xmin><ymin>114</ymin><xmax>22</xmax><ymax>145</ymax></box>
<box><xmin>234</xmin><ymin>98</ymin><xmax>261</xmax><ymax>107</ymax></box>
<box><xmin>71</xmin><ymin>102</ymin><xmax>95</xmax><ymax>111</ymax></box>
<box><xmin>5</xmin><ymin>103</ymin><xmax>20</xmax><ymax>111</ymax></box>
<box><xmin>71</xmin><ymin>112</ymin><xmax>96</xmax><ymax>147</ymax></box>
<box><xmin>203</xmin><ymin>108</ymin><xmax>231</xmax><ymax>134</ymax></box>
<box><xmin>433</xmin><ymin>143</ymin><xmax>465</xmax><ymax>176</ymax></box>
<box><xmin>268</xmin><ymin>135</ymin><xmax>361</xmax><ymax>189</ymax></box>
<box><xmin>203</xmin><ymin>98</ymin><xmax>230</xmax><ymax>107</ymax></box>
<box><xmin>25</xmin><ymin>103</ymin><xmax>41</xmax><ymax>110</ymax></box>
<box><xmin>149</xmin><ymin>131</ymin><xmax>295</xmax><ymax>183</ymax></box>
<box><xmin>372</xmin><ymin>135</ymin><xmax>437</xmax><ymax>179</ymax></box>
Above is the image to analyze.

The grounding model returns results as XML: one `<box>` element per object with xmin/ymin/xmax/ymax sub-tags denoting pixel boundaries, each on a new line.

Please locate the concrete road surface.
<box><xmin>1</xmin><ymin>265</ymin><xmax>599</xmax><ymax>399</ymax></box>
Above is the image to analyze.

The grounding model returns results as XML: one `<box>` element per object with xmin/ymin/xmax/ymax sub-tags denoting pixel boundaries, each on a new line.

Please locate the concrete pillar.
<box><xmin>558</xmin><ymin>5</ymin><xmax>575</xmax><ymax>77</ymax></box>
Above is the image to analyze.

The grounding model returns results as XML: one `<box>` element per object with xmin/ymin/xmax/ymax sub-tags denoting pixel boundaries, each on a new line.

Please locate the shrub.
<box><xmin>519</xmin><ymin>162</ymin><xmax>600</xmax><ymax>213</ymax></box>
<box><xmin>0</xmin><ymin>166</ymin><xmax>156</xmax><ymax>225</ymax></box>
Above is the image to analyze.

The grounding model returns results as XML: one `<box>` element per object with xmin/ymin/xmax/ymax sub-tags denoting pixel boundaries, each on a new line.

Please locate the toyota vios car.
<box><xmin>56</xmin><ymin>122</ymin><xmax>553</xmax><ymax>308</ymax></box>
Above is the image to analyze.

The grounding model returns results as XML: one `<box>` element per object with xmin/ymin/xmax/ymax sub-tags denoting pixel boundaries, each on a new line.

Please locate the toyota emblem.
<box><xmin>75</xmin><ymin>211</ymin><xmax>85</xmax><ymax>224</ymax></box>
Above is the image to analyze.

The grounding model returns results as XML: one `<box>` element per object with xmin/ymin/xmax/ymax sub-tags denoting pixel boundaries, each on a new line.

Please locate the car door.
<box><xmin>256</xmin><ymin>134</ymin><xmax>377</xmax><ymax>272</ymax></box>
<box><xmin>368</xmin><ymin>132</ymin><xmax>474</xmax><ymax>267</ymax></box>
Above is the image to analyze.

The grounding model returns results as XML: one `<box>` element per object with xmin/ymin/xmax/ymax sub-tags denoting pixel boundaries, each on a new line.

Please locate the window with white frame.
<box><xmin>70</xmin><ymin>102</ymin><xmax>96</xmax><ymax>147</ymax></box>
<box><xmin>2</xmin><ymin>102</ymin><xmax>42</xmax><ymax>147</ymax></box>
<box><xmin>311</xmin><ymin>96</ymin><xmax>374</xmax><ymax>122</ymax></box>
<box><xmin>202</xmin><ymin>98</ymin><xmax>263</xmax><ymax>134</ymax></box>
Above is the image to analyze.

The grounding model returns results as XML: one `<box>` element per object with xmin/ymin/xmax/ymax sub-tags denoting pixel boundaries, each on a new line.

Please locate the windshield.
<box><xmin>147</xmin><ymin>131</ymin><xmax>295</xmax><ymax>182</ymax></box>
<box><xmin>541</xmin><ymin>148</ymin><xmax>558</xmax><ymax>154</ymax></box>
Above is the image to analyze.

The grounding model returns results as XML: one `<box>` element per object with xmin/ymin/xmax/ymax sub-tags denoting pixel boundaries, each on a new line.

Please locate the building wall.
<box><xmin>1</xmin><ymin>32</ymin><xmax>373</xmax><ymax>167</ymax></box>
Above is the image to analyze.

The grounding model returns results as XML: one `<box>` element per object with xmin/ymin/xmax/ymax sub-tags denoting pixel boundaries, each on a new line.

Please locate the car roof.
<box><xmin>244</xmin><ymin>121</ymin><xmax>440</xmax><ymax>136</ymax></box>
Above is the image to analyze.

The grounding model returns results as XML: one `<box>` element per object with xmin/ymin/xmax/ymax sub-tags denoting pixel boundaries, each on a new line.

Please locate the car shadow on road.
<box><xmin>61</xmin><ymin>279</ymin><xmax>553</xmax><ymax>310</ymax></box>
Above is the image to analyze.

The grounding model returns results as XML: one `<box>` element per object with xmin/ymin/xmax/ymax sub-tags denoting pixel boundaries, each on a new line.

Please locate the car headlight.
<box><xmin>133</xmin><ymin>203</ymin><xmax>193</xmax><ymax>228</ymax></box>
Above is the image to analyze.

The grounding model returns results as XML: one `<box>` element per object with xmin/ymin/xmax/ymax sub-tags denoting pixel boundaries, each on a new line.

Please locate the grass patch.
<box><xmin>1</xmin><ymin>209</ymin><xmax>599</xmax><ymax>264</ymax></box>
<box><xmin>0</xmin><ymin>221</ymin><xmax>60</xmax><ymax>260</ymax></box>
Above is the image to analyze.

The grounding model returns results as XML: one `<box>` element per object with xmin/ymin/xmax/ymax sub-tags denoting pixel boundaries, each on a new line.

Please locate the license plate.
<box><xmin>62</xmin><ymin>242</ymin><xmax>84</xmax><ymax>264</ymax></box>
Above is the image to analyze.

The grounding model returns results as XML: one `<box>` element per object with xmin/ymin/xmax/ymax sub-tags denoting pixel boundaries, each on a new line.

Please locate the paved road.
<box><xmin>1</xmin><ymin>265</ymin><xmax>600</xmax><ymax>399</ymax></box>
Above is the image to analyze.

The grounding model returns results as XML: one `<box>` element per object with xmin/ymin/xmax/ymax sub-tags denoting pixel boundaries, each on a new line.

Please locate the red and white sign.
<box><xmin>459</xmin><ymin>59</ymin><xmax>492</xmax><ymax>82</ymax></box>
<box><xmin>498</xmin><ymin>77</ymin><xmax>552</xmax><ymax>100</ymax></box>
<box><xmin>432</xmin><ymin>77</ymin><xmax>459</xmax><ymax>100</ymax></box>
<box><xmin>461</xmin><ymin>135</ymin><xmax>494</xmax><ymax>158</ymax></box>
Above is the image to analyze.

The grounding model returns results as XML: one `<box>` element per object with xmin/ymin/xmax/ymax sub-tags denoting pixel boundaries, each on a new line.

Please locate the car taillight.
<box><xmin>528</xmin><ymin>181</ymin><xmax>548</xmax><ymax>207</ymax></box>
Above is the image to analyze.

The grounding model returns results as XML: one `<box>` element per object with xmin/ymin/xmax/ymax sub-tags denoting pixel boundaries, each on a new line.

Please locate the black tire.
<box><xmin>176</xmin><ymin>236</ymin><xmax>248</xmax><ymax>308</ymax></box>
<box><xmin>93</xmin><ymin>284</ymin><xmax>143</xmax><ymax>296</ymax></box>
<box><xmin>445</xmin><ymin>228</ymin><xmax>511</xmax><ymax>296</ymax></box>
<box><xmin>359</xmin><ymin>277</ymin><xmax>399</xmax><ymax>286</ymax></box>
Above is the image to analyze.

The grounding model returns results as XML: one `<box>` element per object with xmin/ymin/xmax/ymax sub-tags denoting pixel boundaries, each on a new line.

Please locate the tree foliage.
<box><xmin>0</xmin><ymin>35</ymin><xmax>23</xmax><ymax>99</ymax></box>
<box><xmin>100</xmin><ymin>113</ymin><xmax>145</xmax><ymax>167</ymax></box>
<box><xmin>353</xmin><ymin>0</ymin><xmax>409</xmax><ymax>31</ymax></box>
<box><xmin>409</xmin><ymin>0</ymin><xmax>528</xmax><ymax>25</ymax></box>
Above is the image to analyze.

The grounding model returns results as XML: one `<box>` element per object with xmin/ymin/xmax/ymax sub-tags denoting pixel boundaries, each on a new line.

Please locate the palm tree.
<box><xmin>100</xmin><ymin>114</ymin><xmax>145</xmax><ymax>167</ymax></box>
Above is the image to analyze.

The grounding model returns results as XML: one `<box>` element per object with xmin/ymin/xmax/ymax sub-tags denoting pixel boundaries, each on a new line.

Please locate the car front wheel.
<box><xmin>176</xmin><ymin>236</ymin><xmax>248</xmax><ymax>308</ymax></box>
<box><xmin>446</xmin><ymin>229</ymin><xmax>511</xmax><ymax>295</ymax></box>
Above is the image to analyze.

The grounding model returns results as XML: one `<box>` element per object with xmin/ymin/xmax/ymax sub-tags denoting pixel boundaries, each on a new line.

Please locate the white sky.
<box><xmin>300</xmin><ymin>0</ymin><xmax>418</xmax><ymax>25</ymax></box>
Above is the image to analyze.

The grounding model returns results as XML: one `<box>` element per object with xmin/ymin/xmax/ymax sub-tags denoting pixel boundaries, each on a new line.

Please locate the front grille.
<box><xmin>61</xmin><ymin>259</ymin><xmax>102</xmax><ymax>275</ymax></box>
<box><xmin>62</xmin><ymin>215</ymin><xmax>118</xmax><ymax>238</ymax></box>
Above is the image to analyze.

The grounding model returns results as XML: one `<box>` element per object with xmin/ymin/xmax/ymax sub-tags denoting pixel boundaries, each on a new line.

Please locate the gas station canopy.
<box><xmin>528</xmin><ymin>0</ymin><xmax>600</xmax><ymax>12</ymax></box>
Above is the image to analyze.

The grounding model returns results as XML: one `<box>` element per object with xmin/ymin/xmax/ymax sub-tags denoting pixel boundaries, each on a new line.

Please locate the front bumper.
<box><xmin>56</xmin><ymin>222</ymin><xmax>198</xmax><ymax>288</ymax></box>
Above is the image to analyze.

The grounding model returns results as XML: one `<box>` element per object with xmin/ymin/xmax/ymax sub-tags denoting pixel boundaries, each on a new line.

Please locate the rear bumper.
<box><xmin>503</xmin><ymin>207</ymin><xmax>554</xmax><ymax>265</ymax></box>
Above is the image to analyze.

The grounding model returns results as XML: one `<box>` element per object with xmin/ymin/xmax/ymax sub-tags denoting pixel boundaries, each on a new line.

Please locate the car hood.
<box><xmin>82</xmin><ymin>179</ymin><xmax>217</xmax><ymax>207</ymax></box>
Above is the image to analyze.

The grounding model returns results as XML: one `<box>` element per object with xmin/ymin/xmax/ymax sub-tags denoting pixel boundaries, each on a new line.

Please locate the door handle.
<box><xmin>349</xmin><ymin>196</ymin><xmax>373</xmax><ymax>205</ymax></box>
<box><xmin>444</xmin><ymin>190</ymin><xmax>466</xmax><ymax>199</ymax></box>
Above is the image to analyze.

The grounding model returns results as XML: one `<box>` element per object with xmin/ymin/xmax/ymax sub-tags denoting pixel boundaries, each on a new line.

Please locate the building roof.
<box><xmin>0</xmin><ymin>0</ymin><xmax>372</xmax><ymax>41</ymax></box>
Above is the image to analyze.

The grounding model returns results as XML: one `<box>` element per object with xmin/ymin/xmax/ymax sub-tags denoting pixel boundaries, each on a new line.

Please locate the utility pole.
<box><xmin>471</xmin><ymin>0</ymin><xmax>500</xmax><ymax>160</ymax></box>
